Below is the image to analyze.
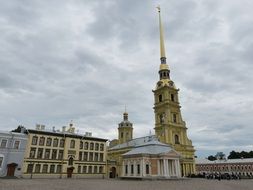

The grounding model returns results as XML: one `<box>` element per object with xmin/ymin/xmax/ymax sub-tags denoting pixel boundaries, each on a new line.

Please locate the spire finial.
<box><xmin>157</xmin><ymin>5</ymin><xmax>166</xmax><ymax>64</ymax></box>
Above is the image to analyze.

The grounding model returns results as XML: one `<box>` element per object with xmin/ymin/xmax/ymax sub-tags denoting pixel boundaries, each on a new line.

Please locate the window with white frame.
<box><xmin>0</xmin><ymin>156</ymin><xmax>3</xmax><ymax>168</ymax></box>
<box><xmin>14</xmin><ymin>140</ymin><xmax>20</xmax><ymax>149</ymax></box>
<box><xmin>0</xmin><ymin>139</ymin><xmax>7</xmax><ymax>148</ymax></box>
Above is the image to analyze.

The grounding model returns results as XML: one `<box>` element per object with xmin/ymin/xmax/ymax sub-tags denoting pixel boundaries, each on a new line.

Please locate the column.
<box><xmin>157</xmin><ymin>160</ymin><xmax>160</xmax><ymax>175</ymax></box>
<box><xmin>163</xmin><ymin>159</ymin><xmax>166</xmax><ymax>176</ymax></box>
<box><xmin>142</xmin><ymin>158</ymin><xmax>145</xmax><ymax>177</ymax></box>
<box><xmin>122</xmin><ymin>160</ymin><xmax>125</xmax><ymax>177</ymax></box>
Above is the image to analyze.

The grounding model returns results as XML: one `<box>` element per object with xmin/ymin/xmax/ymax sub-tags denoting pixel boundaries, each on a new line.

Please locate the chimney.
<box><xmin>36</xmin><ymin>124</ymin><xmax>40</xmax><ymax>130</ymax></box>
<box><xmin>62</xmin><ymin>126</ymin><xmax>66</xmax><ymax>132</ymax></box>
<box><xmin>41</xmin><ymin>125</ymin><xmax>45</xmax><ymax>130</ymax></box>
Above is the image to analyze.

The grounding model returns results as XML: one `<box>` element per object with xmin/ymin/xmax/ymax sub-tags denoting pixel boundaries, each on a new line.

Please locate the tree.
<box><xmin>207</xmin><ymin>155</ymin><xmax>217</xmax><ymax>161</ymax></box>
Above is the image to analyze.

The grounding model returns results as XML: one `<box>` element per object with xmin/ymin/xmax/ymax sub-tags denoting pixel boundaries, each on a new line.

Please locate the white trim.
<box><xmin>0</xmin><ymin>139</ymin><xmax>8</xmax><ymax>148</ymax></box>
<box><xmin>0</xmin><ymin>154</ymin><xmax>4</xmax><ymax>169</ymax></box>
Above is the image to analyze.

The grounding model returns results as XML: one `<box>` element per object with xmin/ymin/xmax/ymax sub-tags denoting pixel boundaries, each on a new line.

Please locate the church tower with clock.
<box><xmin>153</xmin><ymin>7</ymin><xmax>196</xmax><ymax>176</ymax></box>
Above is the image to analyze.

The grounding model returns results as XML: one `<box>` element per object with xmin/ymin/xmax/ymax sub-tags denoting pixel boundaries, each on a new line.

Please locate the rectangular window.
<box><xmin>99</xmin><ymin>153</ymin><xmax>104</xmax><ymax>162</ymax></box>
<box><xmin>78</xmin><ymin>166</ymin><xmax>81</xmax><ymax>173</ymax></box>
<box><xmin>52</xmin><ymin>149</ymin><xmax>57</xmax><ymax>159</ymax></box>
<box><xmin>125</xmin><ymin>165</ymin><xmax>128</xmax><ymax>175</ymax></box>
<box><xmin>58</xmin><ymin>150</ymin><xmax>63</xmax><ymax>160</ymax></box>
<box><xmin>32</xmin><ymin>136</ymin><xmax>38</xmax><ymax>145</ymax></box>
<box><xmin>30</xmin><ymin>148</ymin><xmax>36</xmax><ymax>158</ymax></box>
<box><xmin>37</xmin><ymin>148</ymin><xmax>43</xmax><ymax>159</ymax></box>
<box><xmin>42</xmin><ymin>164</ymin><xmax>48</xmax><ymax>173</ymax></box>
<box><xmin>56</xmin><ymin>165</ymin><xmax>62</xmax><ymax>173</ymax></box>
<box><xmin>50</xmin><ymin>165</ymin><xmax>55</xmax><ymax>173</ymax></box>
<box><xmin>89</xmin><ymin>152</ymin><xmax>93</xmax><ymax>161</ymax></box>
<box><xmin>88</xmin><ymin>166</ymin><xmax>92</xmax><ymax>173</ymax></box>
<box><xmin>95</xmin><ymin>143</ymin><xmax>99</xmax><ymax>151</ymax></box>
<box><xmin>0</xmin><ymin>157</ymin><xmax>3</xmax><ymax>168</ymax></box>
<box><xmin>83</xmin><ymin>166</ymin><xmax>87</xmax><ymax>173</ymax></box>
<box><xmin>59</xmin><ymin>139</ymin><xmax>65</xmax><ymax>148</ymax></box>
<box><xmin>39</xmin><ymin>137</ymin><xmax>45</xmax><ymax>146</ymax></box>
<box><xmin>0</xmin><ymin>139</ymin><xmax>7</xmax><ymax>148</ymax></box>
<box><xmin>83</xmin><ymin>152</ymin><xmax>88</xmax><ymax>161</ymax></box>
<box><xmin>27</xmin><ymin>164</ymin><xmax>33</xmax><ymax>173</ymax></box>
<box><xmin>94</xmin><ymin>153</ymin><xmax>98</xmax><ymax>161</ymax></box>
<box><xmin>45</xmin><ymin>149</ymin><xmax>50</xmax><ymax>159</ymax></box>
<box><xmin>46</xmin><ymin>138</ymin><xmax>52</xmax><ymax>146</ymax></box>
<box><xmin>84</xmin><ymin>142</ymin><xmax>89</xmax><ymax>150</ymax></box>
<box><xmin>100</xmin><ymin>144</ymin><xmax>104</xmax><ymax>151</ymax></box>
<box><xmin>35</xmin><ymin>164</ymin><xmax>41</xmax><ymax>173</ymax></box>
<box><xmin>53</xmin><ymin>139</ymin><xmax>58</xmax><ymax>147</ymax></box>
<box><xmin>79</xmin><ymin>152</ymin><xmax>83</xmax><ymax>161</ymax></box>
<box><xmin>14</xmin><ymin>141</ymin><xmax>20</xmax><ymax>149</ymax></box>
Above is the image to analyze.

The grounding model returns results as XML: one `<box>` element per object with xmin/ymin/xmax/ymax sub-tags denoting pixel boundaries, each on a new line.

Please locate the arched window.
<box><xmin>171</xmin><ymin>94</ymin><xmax>175</xmax><ymax>102</ymax></box>
<box><xmin>175</xmin><ymin>134</ymin><xmax>180</xmax><ymax>144</ymax></box>
<box><xmin>80</xmin><ymin>141</ymin><xmax>83</xmax><ymax>149</ymax></box>
<box><xmin>70</xmin><ymin>140</ymin><xmax>75</xmax><ymax>148</ymax></box>
<box><xmin>159</xmin><ymin>94</ymin><xmax>163</xmax><ymax>102</ymax></box>
<box><xmin>68</xmin><ymin>157</ymin><xmax>73</xmax><ymax>165</ymax></box>
<box><xmin>173</xmin><ymin>113</ymin><xmax>177</xmax><ymax>123</ymax></box>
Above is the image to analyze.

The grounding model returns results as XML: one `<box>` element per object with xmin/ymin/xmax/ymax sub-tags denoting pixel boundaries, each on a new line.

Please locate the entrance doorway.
<box><xmin>109</xmin><ymin>167</ymin><xmax>116</xmax><ymax>178</ymax></box>
<box><xmin>7</xmin><ymin>163</ymin><xmax>17</xmax><ymax>177</ymax></box>
<box><xmin>67</xmin><ymin>167</ymin><xmax>74</xmax><ymax>178</ymax></box>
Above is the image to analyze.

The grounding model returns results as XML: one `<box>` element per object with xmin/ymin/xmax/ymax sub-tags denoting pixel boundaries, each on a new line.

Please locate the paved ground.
<box><xmin>0</xmin><ymin>178</ymin><xmax>253</xmax><ymax>190</ymax></box>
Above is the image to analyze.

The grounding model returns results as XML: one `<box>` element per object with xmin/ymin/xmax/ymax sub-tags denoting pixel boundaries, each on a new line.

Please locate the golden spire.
<box><xmin>157</xmin><ymin>6</ymin><xmax>166</xmax><ymax>63</ymax></box>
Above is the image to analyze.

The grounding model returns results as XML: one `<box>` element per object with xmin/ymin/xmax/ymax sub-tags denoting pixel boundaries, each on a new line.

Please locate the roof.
<box><xmin>109</xmin><ymin>135</ymin><xmax>156</xmax><ymax>150</ymax></box>
<box><xmin>27</xmin><ymin>129</ymin><xmax>108</xmax><ymax>142</ymax></box>
<box><xmin>196</xmin><ymin>158</ymin><xmax>253</xmax><ymax>164</ymax></box>
<box><xmin>123</xmin><ymin>139</ymin><xmax>180</xmax><ymax>157</ymax></box>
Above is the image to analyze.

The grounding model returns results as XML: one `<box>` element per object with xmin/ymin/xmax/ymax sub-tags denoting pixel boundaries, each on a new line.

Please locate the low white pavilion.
<box><xmin>121</xmin><ymin>138</ymin><xmax>181</xmax><ymax>179</ymax></box>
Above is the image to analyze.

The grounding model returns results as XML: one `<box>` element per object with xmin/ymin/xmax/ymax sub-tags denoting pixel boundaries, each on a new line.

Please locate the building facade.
<box><xmin>196</xmin><ymin>158</ymin><xmax>253</xmax><ymax>177</ymax></box>
<box><xmin>153</xmin><ymin>7</ymin><xmax>195</xmax><ymax>176</ymax></box>
<box><xmin>0</xmin><ymin>128</ymin><xmax>28</xmax><ymax>177</ymax></box>
<box><xmin>22</xmin><ymin>123</ymin><xmax>107</xmax><ymax>178</ymax></box>
<box><xmin>122</xmin><ymin>139</ymin><xmax>181</xmax><ymax>179</ymax></box>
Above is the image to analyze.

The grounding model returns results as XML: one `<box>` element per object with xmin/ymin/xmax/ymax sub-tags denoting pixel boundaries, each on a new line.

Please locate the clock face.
<box><xmin>169</xmin><ymin>81</ymin><xmax>174</xmax><ymax>86</ymax></box>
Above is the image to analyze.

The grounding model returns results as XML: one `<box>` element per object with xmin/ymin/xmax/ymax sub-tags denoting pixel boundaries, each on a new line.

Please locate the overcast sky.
<box><xmin>1</xmin><ymin>0</ymin><xmax>253</xmax><ymax>158</ymax></box>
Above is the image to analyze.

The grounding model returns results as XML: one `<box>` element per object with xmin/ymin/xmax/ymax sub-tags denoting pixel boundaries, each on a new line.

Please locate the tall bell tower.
<box><xmin>153</xmin><ymin>6</ymin><xmax>196</xmax><ymax>176</ymax></box>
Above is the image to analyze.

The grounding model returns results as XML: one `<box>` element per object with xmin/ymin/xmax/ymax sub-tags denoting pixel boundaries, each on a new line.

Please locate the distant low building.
<box><xmin>22</xmin><ymin>123</ymin><xmax>107</xmax><ymax>178</ymax></box>
<box><xmin>0</xmin><ymin>128</ymin><xmax>28</xmax><ymax>178</ymax></box>
<box><xmin>196</xmin><ymin>158</ymin><xmax>253</xmax><ymax>177</ymax></box>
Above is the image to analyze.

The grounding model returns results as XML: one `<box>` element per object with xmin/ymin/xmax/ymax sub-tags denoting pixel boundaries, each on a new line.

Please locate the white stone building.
<box><xmin>121</xmin><ymin>139</ymin><xmax>181</xmax><ymax>179</ymax></box>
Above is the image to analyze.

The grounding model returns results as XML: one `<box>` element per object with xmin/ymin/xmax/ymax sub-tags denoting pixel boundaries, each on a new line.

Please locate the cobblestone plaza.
<box><xmin>0</xmin><ymin>178</ymin><xmax>252</xmax><ymax>190</ymax></box>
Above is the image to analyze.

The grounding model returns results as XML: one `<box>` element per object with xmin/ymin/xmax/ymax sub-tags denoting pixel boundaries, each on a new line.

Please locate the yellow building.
<box><xmin>153</xmin><ymin>7</ymin><xmax>195</xmax><ymax>176</ymax></box>
<box><xmin>108</xmin><ymin>7</ymin><xmax>195</xmax><ymax>178</ymax></box>
<box><xmin>22</xmin><ymin>123</ymin><xmax>107</xmax><ymax>178</ymax></box>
